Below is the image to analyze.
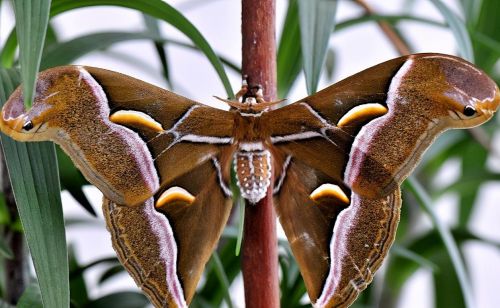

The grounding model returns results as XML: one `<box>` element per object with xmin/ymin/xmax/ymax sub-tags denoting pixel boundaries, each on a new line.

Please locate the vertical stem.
<box><xmin>241</xmin><ymin>0</ymin><xmax>279</xmax><ymax>307</ymax></box>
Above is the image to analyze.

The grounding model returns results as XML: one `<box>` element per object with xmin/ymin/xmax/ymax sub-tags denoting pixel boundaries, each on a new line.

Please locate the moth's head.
<box><xmin>1</xmin><ymin>66</ymin><xmax>104</xmax><ymax>141</ymax></box>
<box><xmin>404</xmin><ymin>54</ymin><xmax>500</xmax><ymax>128</ymax></box>
<box><xmin>215</xmin><ymin>86</ymin><xmax>284</xmax><ymax>114</ymax></box>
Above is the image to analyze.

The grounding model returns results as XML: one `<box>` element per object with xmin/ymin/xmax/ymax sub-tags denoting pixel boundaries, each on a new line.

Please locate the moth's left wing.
<box><xmin>1</xmin><ymin>66</ymin><xmax>237</xmax><ymax>307</ymax></box>
<box><xmin>83</xmin><ymin>67</ymin><xmax>237</xmax><ymax>307</ymax></box>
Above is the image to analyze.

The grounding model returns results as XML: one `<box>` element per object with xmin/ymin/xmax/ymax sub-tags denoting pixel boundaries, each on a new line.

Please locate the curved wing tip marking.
<box><xmin>310</xmin><ymin>183</ymin><xmax>350</xmax><ymax>204</ymax></box>
<box><xmin>156</xmin><ymin>186</ymin><xmax>195</xmax><ymax>208</ymax></box>
<box><xmin>337</xmin><ymin>103</ymin><xmax>388</xmax><ymax>128</ymax></box>
<box><xmin>110</xmin><ymin>110</ymin><xmax>164</xmax><ymax>132</ymax></box>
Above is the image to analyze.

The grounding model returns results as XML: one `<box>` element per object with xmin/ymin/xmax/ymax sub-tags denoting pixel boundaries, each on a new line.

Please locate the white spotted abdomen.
<box><xmin>234</xmin><ymin>149</ymin><xmax>271</xmax><ymax>203</ymax></box>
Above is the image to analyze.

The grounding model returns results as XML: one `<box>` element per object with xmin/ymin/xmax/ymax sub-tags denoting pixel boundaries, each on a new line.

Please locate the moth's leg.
<box><xmin>315</xmin><ymin>189</ymin><xmax>401</xmax><ymax>308</ymax></box>
<box><xmin>234</xmin><ymin>75</ymin><xmax>249</xmax><ymax>101</ymax></box>
<box><xmin>251</xmin><ymin>84</ymin><xmax>268</xmax><ymax>104</ymax></box>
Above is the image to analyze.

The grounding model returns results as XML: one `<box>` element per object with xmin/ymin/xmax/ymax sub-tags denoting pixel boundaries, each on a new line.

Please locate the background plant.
<box><xmin>0</xmin><ymin>0</ymin><xmax>499</xmax><ymax>307</ymax></box>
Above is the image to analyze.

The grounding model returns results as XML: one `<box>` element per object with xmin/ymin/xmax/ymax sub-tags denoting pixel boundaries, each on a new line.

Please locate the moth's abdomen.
<box><xmin>234</xmin><ymin>147</ymin><xmax>271</xmax><ymax>203</ymax></box>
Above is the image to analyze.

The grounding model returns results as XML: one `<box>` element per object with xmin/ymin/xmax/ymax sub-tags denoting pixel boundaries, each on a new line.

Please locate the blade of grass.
<box><xmin>429</xmin><ymin>0</ymin><xmax>474</xmax><ymax>62</ymax></box>
<box><xmin>390</xmin><ymin>244</ymin><xmax>438</xmax><ymax>272</ymax></box>
<box><xmin>197</xmin><ymin>238</ymin><xmax>241</xmax><ymax>306</ymax></box>
<box><xmin>433</xmin><ymin>250</ymin><xmax>465</xmax><ymax>308</ymax></box>
<box><xmin>387</xmin><ymin>226</ymin><xmax>500</xmax><ymax>291</ymax></box>
<box><xmin>0</xmin><ymin>68</ymin><xmax>69</xmax><ymax>308</ymax></box>
<box><xmin>472</xmin><ymin>32</ymin><xmax>500</xmax><ymax>58</ymax></box>
<box><xmin>143</xmin><ymin>14</ymin><xmax>172</xmax><ymax>89</ymax></box>
<box><xmin>471</xmin><ymin>0</ymin><xmax>500</xmax><ymax>71</ymax></box>
<box><xmin>404</xmin><ymin>177</ymin><xmax>474</xmax><ymax>308</ymax></box>
<box><xmin>209</xmin><ymin>252</ymin><xmax>234</xmax><ymax>308</ymax></box>
<box><xmin>12</xmin><ymin>0</ymin><xmax>52</xmax><ymax>108</ymax></box>
<box><xmin>0</xmin><ymin>31</ymin><xmax>18</xmax><ymax>69</ymax></box>
<box><xmin>17</xmin><ymin>283</ymin><xmax>43</xmax><ymax>308</ymax></box>
<box><xmin>50</xmin><ymin>0</ymin><xmax>234</xmax><ymax>97</ymax></box>
<box><xmin>235</xmin><ymin>197</ymin><xmax>244</xmax><ymax>256</ymax></box>
<box><xmin>298</xmin><ymin>0</ymin><xmax>338</xmax><ymax>94</ymax></box>
<box><xmin>277</xmin><ymin>0</ymin><xmax>302</xmax><ymax>98</ymax></box>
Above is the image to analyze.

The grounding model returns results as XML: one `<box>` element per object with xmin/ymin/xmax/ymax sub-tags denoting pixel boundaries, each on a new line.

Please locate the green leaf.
<box><xmin>86</xmin><ymin>292</ymin><xmax>149</xmax><ymax>308</ymax></box>
<box><xmin>386</xmin><ymin>227</ymin><xmax>497</xmax><ymax>296</ymax></box>
<box><xmin>197</xmin><ymin>238</ymin><xmax>241</xmax><ymax>306</ymax></box>
<box><xmin>471</xmin><ymin>0</ymin><xmax>500</xmax><ymax>71</ymax></box>
<box><xmin>209</xmin><ymin>252</ymin><xmax>233</xmax><ymax>308</ymax></box>
<box><xmin>298</xmin><ymin>0</ymin><xmax>338</xmax><ymax>94</ymax></box>
<box><xmin>0</xmin><ymin>32</ymin><xmax>18</xmax><ymax>69</ymax></box>
<box><xmin>143</xmin><ymin>14</ymin><xmax>172</xmax><ymax>89</ymax></box>
<box><xmin>472</xmin><ymin>32</ymin><xmax>500</xmax><ymax>58</ymax></box>
<box><xmin>0</xmin><ymin>192</ymin><xmax>11</xmax><ymax>225</ymax></box>
<box><xmin>433</xmin><ymin>250</ymin><xmax>465</xmax><ymax>308</ymax></box>
<box><xmin>50</xmin><ymin>0</ymin><xmax>233</xmax><ymax>97</ymax></box>
<box><xmin>12</xmin><ymin>0</ymin><xmax>52</xmax><ymax>108</ymax></box>
<box><xmin>277</xmin><ymin>0</ymin><xmax>302</xmax><ymax>98</ymax></box>
<box><xmin>17</xmin><ymin>283</ymin><xmax>43</xmax><ymax>308</ymax></box>
<box><xmin>56</xmin><ymin>149</ymin><xmax>95</xmax><ymax>217</ymax></box>
<box><xmin>390</xmin><ymin>244</ymin><xmax>438</xmax><ymax>272</ymax></box>
<box><xmin>68</xmin><ymin>246</ymin><xmax>89</xmax><ymax>306</ymax></box>
<box><xmin>429</xmin><ymin>0</ymin><xmax>474</xmax><ymax>62</ymax></box>
<box><xmin>0</xmin><ymin>68</ymin><xmax>69</xmax><ymax>308</ymax></box>
<box><xmin>41</xmin><ymin>31</ymin><xmax>240</xmax><ymax>75</ymax></box>
<box><xmin>97</xmin><ymin>264</ymin><xmax>126</xmax><ymax>285</ymax></box>
<box><xmin>404</xmin><ymin>177</ymin><xmax>474</xmax><ymax>308</ymax></box>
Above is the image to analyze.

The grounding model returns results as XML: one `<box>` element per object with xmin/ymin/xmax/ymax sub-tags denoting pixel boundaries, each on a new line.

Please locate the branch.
<box><xmin>354</xmin><ymin>0</ymin><xmax>411</xmax><ymax>55</ymax></box>
<box><xmin>241</xmin><ymin>0</ymin><xmax>280</xmax><ymax>307</ymax></box>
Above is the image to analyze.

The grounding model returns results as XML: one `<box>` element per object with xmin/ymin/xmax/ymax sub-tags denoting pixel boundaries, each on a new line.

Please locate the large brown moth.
<box><xmin>1</xmin><ymin>53</ymin><xmax>499</xmax><ymax>307</ymax></box>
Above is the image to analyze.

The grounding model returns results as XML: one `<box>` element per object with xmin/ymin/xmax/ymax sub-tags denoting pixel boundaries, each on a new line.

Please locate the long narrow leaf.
<box><xmin>209</xmin><ymin>252</ymin><xmax>233</xmax><ymax>308</ymax></box>
<box><xmin>429</xmin><ymin>0</ymin><xmax>474</xmax><ymax>62</ymax></box>
<box><xmin>404</xmin><ymin>177</ymin><xmax>474</xmax><ymax>308</ymax></box>
<box><xmin>50</xmin><ymin>0</ymin><xmax>233</xmax><ymax>97</ymax></box>
<box><xmin>12</xmin><ymin>0</ymin><xmax>52</xmax><ymax>107</ymax></box>
<box><xmin>143</xmin><ymin>14</ymin><xmax>172</xmax><ymax>89</ymax></box>
<box><xmin>298</xmin><ymin>0</ymin><xmax>337</xmax><ymax>94</ymax></box>
<box><xmin>277</xmin><ymin>0</ymin><xmax>302</xmax><ymax>98</ymax></box>
<box><xmin>471</xmin><ymin>0</ymin><xmax>500</xmax><ymax>71</ymax></box>
<box><xmin>0</xmin><ymin>32</ymin><xmax>18</xmax><ymax>69</ymax></box>
<box><xmin>42</xmin><ymin>31</ymin><xmax>240</xmax><ymax>74</ymax></box>
<box><xmin>0</xmin><ymin>69</ymin><xmax>69</xmax><ymax>308</ymax></box>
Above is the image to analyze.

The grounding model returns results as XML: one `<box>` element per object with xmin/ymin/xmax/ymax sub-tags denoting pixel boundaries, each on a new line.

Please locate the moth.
<box><xmin>1</xmin><ymin>53</ymin><xmax>499</xmax><ymax>307</ymax></box>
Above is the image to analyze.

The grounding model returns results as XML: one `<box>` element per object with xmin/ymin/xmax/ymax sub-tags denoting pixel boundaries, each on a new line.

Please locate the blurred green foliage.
<box><xmin>0</xmin><ymin>0</ymin><xmax>499</xmax><ymax>307</ymax></box>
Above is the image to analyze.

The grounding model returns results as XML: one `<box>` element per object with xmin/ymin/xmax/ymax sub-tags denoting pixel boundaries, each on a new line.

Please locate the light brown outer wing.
<box><xmin>315</xmin><ymin>190</ymin><xmax>401</xmax><ymax>307</ymax></box>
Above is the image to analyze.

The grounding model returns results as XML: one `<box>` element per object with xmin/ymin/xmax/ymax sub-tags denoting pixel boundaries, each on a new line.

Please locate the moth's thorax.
<box><xmin>234</xmin><ymin>142</ymin><xmax>272</xmax><ymax>204</ymax></box>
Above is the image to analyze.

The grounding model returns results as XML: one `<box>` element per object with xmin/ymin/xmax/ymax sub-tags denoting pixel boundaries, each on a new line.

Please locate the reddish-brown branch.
<box><xmin>354</xmin><ymin>0</ymin><xmax>411</xmax><ymax>55</ymax></box>
<box><xmin>241</xmin><ymin>0</ymin><xmax>280</xmax><ymax>307</ymax></box>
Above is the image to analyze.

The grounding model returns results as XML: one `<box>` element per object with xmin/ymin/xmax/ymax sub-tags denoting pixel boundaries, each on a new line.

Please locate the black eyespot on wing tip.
<box><xmin>22</xmin><ymin>121</ymin><xmax>34</xmax><ymax>131</ymax></box>
<box><xmin>463</xmin><ymin>106</ymin><xmax>476</xmax><ymax>117</ymax></box>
